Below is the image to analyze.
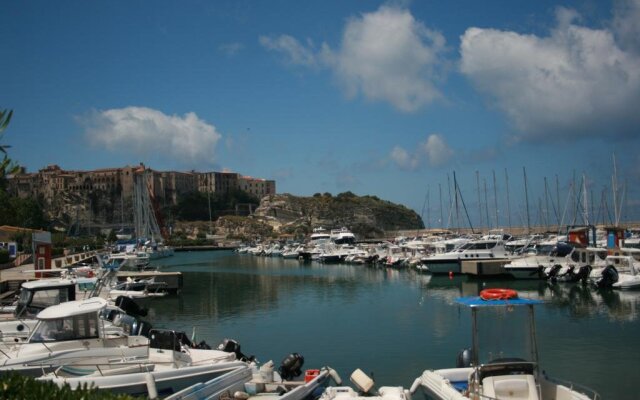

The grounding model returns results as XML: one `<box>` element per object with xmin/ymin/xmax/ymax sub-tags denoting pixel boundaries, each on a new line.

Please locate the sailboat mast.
<box><xmin>454</xmin><ymin>171</ymin><xmax>460</xmax><ymax>231</ymax></box>
<box><xmin>612</xmin><ymin>153</ymin><xmax>619</xmax><ymax>226</ymax></box>
<box><xmin>505</xmin><ymin>168</ymin><xmax>512</xmax><ymax>229</ymax></box>
<box><xmin>476</xmin><ymin>171</ymin><xmax>483</xmax><ymax>228</ymax></box>
<box><xmin>483</xmin><ymin>178</ymin><xmax>490</xmax><ymax>230</ymax></box>
<box><xmin>492</xmin><ymin>170</ymin><xmax>499</xmax><ymax>228</ymax></box>
<box><xmin>439</xmin><ymin>183</ymin><xmax>444</xmax><ymax>229</ymax></box>
<box><xmin>523</xmin><ymin>167</ymin><xmax>531</xmax><ymax>234</ymax></box>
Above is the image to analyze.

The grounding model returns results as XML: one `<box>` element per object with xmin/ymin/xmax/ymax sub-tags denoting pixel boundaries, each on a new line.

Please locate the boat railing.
<box><xmin>542</xmin><ymin>373</ymin><xmax>601</xmax><ymax>400</ymax></box>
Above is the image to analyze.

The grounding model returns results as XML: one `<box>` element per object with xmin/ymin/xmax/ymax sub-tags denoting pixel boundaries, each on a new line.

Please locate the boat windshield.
<box><xmin>474</xmin><ymin>305</ymin><xmax>535</xmax><ymax>365</ymax></box>
<box><xmin>15</xmin><ymin>288</ymin><xmax>71</xmax><ymax>318</ymax></box>
<box><xmin>29</xmin><ymin>313</ymin><xmax>100</xmax><ymax>343</ymax></box>
<box><xmin>459</xmin><ymin>242</ymin><xmax>497</xmax><ymax>251</ymax></box>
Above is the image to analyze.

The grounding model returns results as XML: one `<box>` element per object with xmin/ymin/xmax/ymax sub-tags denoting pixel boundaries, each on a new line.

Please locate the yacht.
<box><xmin>421</xmin><ymin>237</ymin><xmax>516</xmax><ymax>274</ymax></box>
<box><xmin>330</xmin><ymin>227</ymin><xmax>356</xmax><ymax>245</ymax></box>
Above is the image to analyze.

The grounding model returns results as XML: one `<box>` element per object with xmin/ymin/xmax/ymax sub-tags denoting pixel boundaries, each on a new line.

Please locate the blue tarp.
<box><xmin>455</xmin><ymin>296</ymin><xmax>544</xmax><ymax>307</ymax></box>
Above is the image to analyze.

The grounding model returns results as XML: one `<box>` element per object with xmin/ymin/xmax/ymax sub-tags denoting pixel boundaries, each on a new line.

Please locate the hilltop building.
<box><xmin>8</xmin><ymin>164</ymin><xmax>276</xmax><ymax>229</ymax></box>
<box><xmin>10</xmin><ymin>164</ymin><xmax>275</xmax><ymax>204</ymax></box>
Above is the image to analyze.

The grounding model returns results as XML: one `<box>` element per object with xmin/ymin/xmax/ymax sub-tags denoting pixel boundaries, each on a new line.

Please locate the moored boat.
<box><xmin>410</xmin><ymin>291</ymin><xmax>600</xmax><ymax>400</ymax></box>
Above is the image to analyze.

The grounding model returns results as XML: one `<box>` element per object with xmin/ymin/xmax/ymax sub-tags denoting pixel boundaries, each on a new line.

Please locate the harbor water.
<box><xmin>149</xmin><ymin>251</ymin><xmax>640</xmax><ymax>399</ymax></box>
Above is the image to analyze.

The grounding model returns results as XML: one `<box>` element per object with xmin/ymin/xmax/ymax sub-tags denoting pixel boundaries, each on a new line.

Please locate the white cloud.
<box><xmin>460</xmin><ymin>7</ymin><xmax>640</xmax><ymax>141</ymax></box>
<box><xmin>81</xmin><ymin>107</ymin><xmax>221</xmax><ymax>166</ymax></box>
<box><xmin>421</xmin><ymin>134</ymin><xmax>454</xmax><ymax>166</ymax></box>
<box><xmin>390</xmin><ymin>146</ymin><xmax>418</xmax><ymax>169</ymax></box>
<box><xmin>219</xmin><ymin>42</ymin><xmax>243</xmax><ymax>57</ymax></box>
<box><xmin>390</xmin><ymin>134</ymin><xmax>453</xmax><ymax>169</ymax></box>
<box><xmin>259</xmin><ymin>35</ymin><xmax>318</xmax><ymax>67</ymax></box>
<box><xmin>260</xmin><ymin>5</ymin><xmax>446</xmax><ymax>112</ymax></box>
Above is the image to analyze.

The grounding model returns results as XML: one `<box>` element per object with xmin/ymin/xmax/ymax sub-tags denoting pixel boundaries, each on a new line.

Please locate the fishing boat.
<box><xmin>410</xmin><ymin>290</ymin><xmax>600</xmax><ymax>400</ymax></box>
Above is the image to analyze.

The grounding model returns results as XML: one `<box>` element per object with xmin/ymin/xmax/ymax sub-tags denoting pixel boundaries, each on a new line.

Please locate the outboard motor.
<box><xmin>456</xmin><ymin>348</ymin><xmax>472</xmax><ymax>368</ymax></box>
<box><xmin>279</xmin><ymin>353</ymin><xmax>305</xmax><ymax>380</ymax></box>
<box><xmin>217</xmin><ymin>338</ymin><xmax>253</xmax><ymax>361</ymax></box>
<box><xmin>114</xmin><ymin>296</ymin><xmax>148</xmax><ymax>317</ymax></box>
<box><xmin>576</xmin><ymin>265</ymin><xmax>592</xmax><ymax>284</ymax></box>
<box><xmin>596</xmin><ymin>265</ymin><xmax>619</xmax><ymax>289</ymax></box>
<box><xmin>546</xmin><ymin>264</ymin><xmax>562</xmax><ymax>281</ymax></box>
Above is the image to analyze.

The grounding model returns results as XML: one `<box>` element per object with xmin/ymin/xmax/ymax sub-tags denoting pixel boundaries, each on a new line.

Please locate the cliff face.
<box><xmin>251</xmin><ymin>192</ymin><xmax>424</xmax><ymax>239</ymax></box>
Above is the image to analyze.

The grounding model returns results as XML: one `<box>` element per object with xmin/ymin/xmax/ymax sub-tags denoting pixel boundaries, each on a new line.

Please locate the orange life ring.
<box><xmin>480</xmin><ymin>288</ymin><xmax>518</xmax><ymax>301</ymax></box>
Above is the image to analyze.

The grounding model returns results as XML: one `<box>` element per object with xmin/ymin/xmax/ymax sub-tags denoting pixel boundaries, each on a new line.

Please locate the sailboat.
<box><xmin>132</xmin><ymin>169</ymin><xmax>174</xmax><ymax>260</ymax></box>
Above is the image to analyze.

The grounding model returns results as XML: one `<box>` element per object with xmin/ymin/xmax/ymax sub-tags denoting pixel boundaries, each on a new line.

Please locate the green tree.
<box><xmin>0</xmin><ymin>109</ymin><xmax>20</xmax><ymax>189</ymax></box>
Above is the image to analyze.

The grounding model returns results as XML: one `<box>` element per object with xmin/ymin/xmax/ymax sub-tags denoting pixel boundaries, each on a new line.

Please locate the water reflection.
<box><xmin>414</xmin><ymin>271</ymin><xmax>640</xmax><ymax>322</ymax></box>
<box><xmin>145</xmin><ymin>251</ymin><xmax>638</xmax><ymax>400</ymax></box>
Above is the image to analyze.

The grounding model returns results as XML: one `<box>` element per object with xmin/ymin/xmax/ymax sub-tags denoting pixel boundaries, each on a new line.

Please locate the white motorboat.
<box><xmin>502</xmin><ymin>241</ymin><xmax>575</xmax><ymax>280</ymax></box>
<box><xmin>422</xmin><ymin>237</ymin><xmax>516</xmax><ymax>275</ymax></box>
<box><xmin>410</xmin><ymin>292</ymin><xmax>600</xmax><ymax>400</ymax></box>
<box><xmin>169</xmin><ymin>354</ymin><xmax>341</xmax><ymax>400</ymax></box>
<box><xmin>0</xmin><ymin>278</ymin><xmax>105</xmax><ymax>343</ymax></box>
<box><xmin>0</xmin><ymin>297</ymin><xmax>149</xmax><ymax>376</ymax></box>
<box><xmin>591</xmin><ymin>255</ymin><xmax>640</xmax><ymax>290</ymax></box>
<box><xmin>39</xmin><ymin>330</ymin><xmax>252</xmax><ymax>396</ymax></box>
<box><xmin>330</xmin><ymin>227</ymin><xmax>356</xmax><ymax>245</ymax></box>
<box><xmin>108</xmin><ymin>277</ymin><xmax>168</xmax><ymax>300</ymax></box>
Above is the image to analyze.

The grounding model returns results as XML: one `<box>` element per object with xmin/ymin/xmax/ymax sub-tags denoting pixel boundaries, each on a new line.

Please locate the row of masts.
<box><xmin>422</xmin><ymin>155</ymin><xmax>628</xmax><ymax>233</ymax></box>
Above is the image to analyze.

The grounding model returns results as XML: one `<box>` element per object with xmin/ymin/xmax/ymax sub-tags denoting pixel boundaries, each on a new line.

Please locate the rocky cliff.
<box><xmin>248</xmin><ymin>192</ymin><xmax>423</xmax><ymax>239</ymax></box>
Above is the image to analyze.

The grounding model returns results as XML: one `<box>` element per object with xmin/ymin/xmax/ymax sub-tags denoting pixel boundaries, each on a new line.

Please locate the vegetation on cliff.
<box><xmin>252</xmin><ymin>192</ymin><xmax>424</xmax><ymax>239</ymax></box>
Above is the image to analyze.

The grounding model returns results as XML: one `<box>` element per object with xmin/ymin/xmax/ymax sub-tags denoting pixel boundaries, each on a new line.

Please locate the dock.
<box><xmin>0</xmin><ymin>251</ymin><xmax>183</xmax><ymax>299</ymax></box>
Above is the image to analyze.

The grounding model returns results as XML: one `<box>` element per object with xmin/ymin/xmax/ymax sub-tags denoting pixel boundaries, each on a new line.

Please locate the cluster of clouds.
<box><xmin>260</xmin><ymin>0</ymin><xmax>640</xmax><ymax>169</ymax></box>
<box><xmin>81</xmin><ymin>107</ymin><xmax>221</xmax><ymax>166</ymax></box>
<box><xmin>260</xmin><ymin>5</ymin><xmax>446</xmax><ymax>113</ymax></box>
<box><xmin>80</xmin><ymin>1</ymin><xmax>640</xmax><ymax>172</ymax></box>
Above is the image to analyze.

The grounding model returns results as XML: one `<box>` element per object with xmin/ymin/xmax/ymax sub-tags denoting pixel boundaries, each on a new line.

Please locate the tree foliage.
<box><xmin>0</xmin><ymin>109</ymin><xmax>20</xmax><ymax>189</ymax></box>
<box><xmin>0</xmin><ymin>191</ymin><xmax>47</xmax><ymax>229</ymax></box>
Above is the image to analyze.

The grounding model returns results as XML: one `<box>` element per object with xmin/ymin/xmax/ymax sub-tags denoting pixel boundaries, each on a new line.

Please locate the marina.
<box><xmin>2</xmin><ymin>224</ymin><xmax>640</xmax><ymax>398</ymax></box>
<box><xmin>130</xmin><ymin>249</ymin><xmax>640</xmax><ymax>399</ymax></box>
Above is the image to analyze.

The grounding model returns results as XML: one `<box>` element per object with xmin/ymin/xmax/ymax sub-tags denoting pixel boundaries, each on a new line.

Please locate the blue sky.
<box><xmin>2</xmin><ymin>0</ymin><xmax>639</xmax><ymax>228</ymax></box>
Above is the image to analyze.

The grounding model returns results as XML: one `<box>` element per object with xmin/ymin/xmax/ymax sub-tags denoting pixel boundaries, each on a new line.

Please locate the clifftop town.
<box><xmin>8</xmin><ymin>164</ymin><xmax>275</xmax><ymax>229</ymax></box>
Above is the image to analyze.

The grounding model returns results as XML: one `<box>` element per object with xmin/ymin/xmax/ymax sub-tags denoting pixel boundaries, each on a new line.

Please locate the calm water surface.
<box><xmin>149</xmin><ymin>251</ymin><xmax>640</xmax><ymax>399</ymax></box>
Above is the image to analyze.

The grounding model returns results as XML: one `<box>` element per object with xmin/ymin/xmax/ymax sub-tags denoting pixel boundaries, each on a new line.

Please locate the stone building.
<box><xmin>9</xmin><ymin>164</ymin><xmax>275</xmax><ymax>208</ymax></box>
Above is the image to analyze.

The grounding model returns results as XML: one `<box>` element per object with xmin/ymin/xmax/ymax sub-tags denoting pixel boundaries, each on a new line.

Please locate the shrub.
<box><xmin>0</xmin><ymin>372</ymin><xmax>136</xmax><ymax>400</ymax></box>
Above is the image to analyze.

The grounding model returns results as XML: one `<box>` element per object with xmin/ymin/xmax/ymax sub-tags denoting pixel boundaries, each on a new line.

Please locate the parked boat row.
<box><xmin>238</xmin><ymin>225</ymin><xmax>640</xmax><ymax>291</ymax></box>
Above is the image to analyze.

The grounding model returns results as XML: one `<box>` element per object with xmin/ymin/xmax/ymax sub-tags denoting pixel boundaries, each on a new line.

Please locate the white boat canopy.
<box><xmin>36</xmin><ymin>297</ymin><xmax>107</xmax><ymax>320</ymax></box>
